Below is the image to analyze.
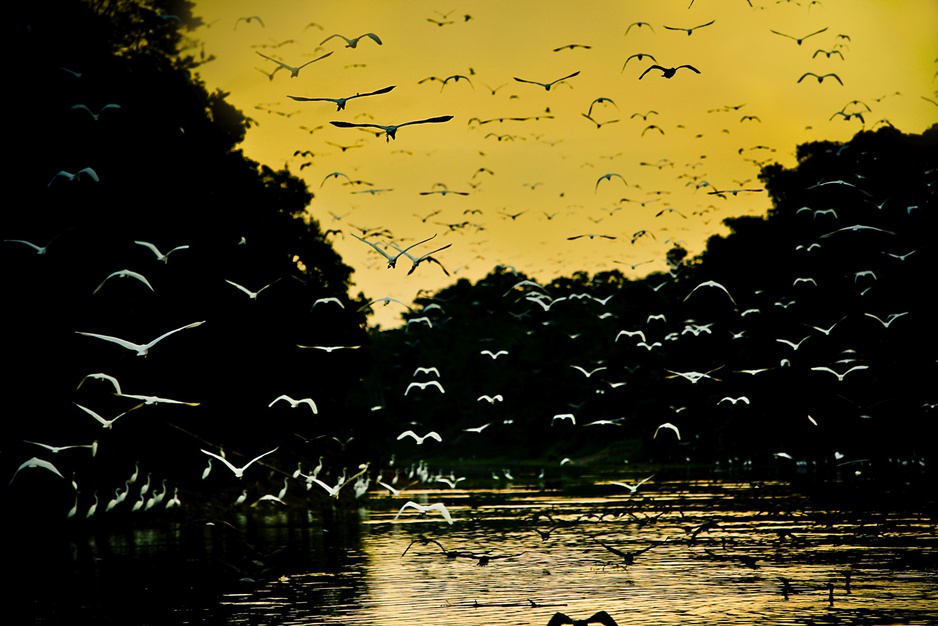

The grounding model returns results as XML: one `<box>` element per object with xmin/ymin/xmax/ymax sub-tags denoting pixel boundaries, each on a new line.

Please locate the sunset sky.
<box><xmin>188</xmin><ymin>0</ymin><xmax>937</xmax><ymax>328</ymax></box>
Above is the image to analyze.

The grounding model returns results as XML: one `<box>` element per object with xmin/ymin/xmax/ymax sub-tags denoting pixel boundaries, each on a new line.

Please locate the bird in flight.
<box><xmin>200</xmin><ymin>447</ymin><xmax>278</xmax><ymax>479</ymax></box>
<box><xmin>134</xmin><ymin>240</ymin><xmax>189</xmax><ymax>263</ymax></box>
<box><xmin>639</xmin><ymin>64</ymin><xmax>700</xmax><ymax>79</ymax></box>
<box><xmin>595</xmin><ymin>172</ymin><xmax>627</xmax><ymax>191</ymax></box>
<box><xmin>320</xmin><ymin>33</ymin><xmax>383</xmax><ymax>48</ymax></box>
<box><xmin>255</xmin><ymin>51</ymin><xmax>333</xmax><ymax>78</ymax></box>
<box><xmin>397</xmin><ymin>430</ymin><xmax>442</xmax><ymax>445</ymax></box>
<box><xmin>404</xmin><ymin>380</ymin><xmax>446</xmax><ymax>395</ymax></box>
<box><xmin>622</xmin><ymin>53</ymin><xmax>657</xmax><ymax>71</ymax></box>
<box><xmin>394</xmin><ymin>500</ymin><xmax>454</xmax><ymax>524</ymax></box>
<box><xmin>546</xmin><ymin>611</ymin><xmax>620</xmax><ymax>626</ymax></box>
<box><xmin>225</xmin><ymin>278</ymin><xmax>281</xmax><ymax>300</ymax></box>
<box><xmin>684</xmin><ymin>280</ymin><xmax>737</xmax><ymax>306</ymax></box>
<box><xmin>330</xmin><ymin>115</ymin><xmax>453</xmax><ymax>141</ymax></box>
<box><xmin>48</xmin><ymin>167</ymin><xmax>99</xmax><ymax>187</ymax></box>
<box><xmin>387</xmin><ymin>240</ymin><xmax>452</xmax><ymax>276</ymax></box>
<box><xmin>514</xmin><ymin>71</ymin><xmax>580</xmax><ymax>91</ymax></box>
<box><xmin>663</xmin><ymin>20</ymin><xmax>715</xmax><ymax>35</ymax></box>
<box><xmin>798</xmin><ymin>72</ymin><xmax>843</xmax><ymax>85</ymax></box>
<box><xmin>76</xmin><ymin>320</ymin><xmax>205</xmax><ymax>357</ymax></box>
<box><xmin>269</xmin><ymin>394</ymin><xmax>318</xmax><ymax>412</ymax></box>
<box><xmin>287</xmin><ymin>85</ymin><xmax>395</xmax><ymax>110</ymax></box>
<box><xmin>94</xmin><ymin>269</ymin><xmax>154</xmax><ymax>294</ymax></box>
<box><xmin>74</xmin><ymin>402</ymin><xmax>145</xmax><ymax>430</ymax></box>
<box><xmin>350</xmin><ymin>233</ymin><xmax>439</xmax><ymax>269</ymax></box>
<box><xmin>625</xmin><ymin>21</ymin><xmax>655</xmax><ymax>35</ymax></box>
<box><xmin>610</xmin><ymin>473</ymin><xmax>655</xmax><ymax>493</ymax></box>
<box><xmin>71</xmin><ymin>103</ymin><xmax>121</xmax><ymax>121</ymax></box>
<box><xmin>654</xmin><ymin>422</ymin><xmax>681</xmax><ymax>440</ymax></box>
<box><xmin>770</xmin><ymin>27</ymin><xmax>829</xmax><ymax>45</ymax></box>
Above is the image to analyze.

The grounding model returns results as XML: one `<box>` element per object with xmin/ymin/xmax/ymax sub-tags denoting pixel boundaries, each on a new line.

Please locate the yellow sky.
<box><xmin>189</xmin><ymin>0</ymin><xmax>937</xmax><ymax>328</ymax></box>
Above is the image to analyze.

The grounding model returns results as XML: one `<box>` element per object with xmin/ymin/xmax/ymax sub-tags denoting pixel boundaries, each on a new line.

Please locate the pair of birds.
<box><xmin>351</xmin><ymin>233</ymin><xmax>451</xmax><ymax>275</ymax></box>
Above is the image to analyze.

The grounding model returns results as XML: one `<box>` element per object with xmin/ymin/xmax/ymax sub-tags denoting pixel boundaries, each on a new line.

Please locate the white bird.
<box><xmin>116</xmin><ymin>393</ymin><xmax>200</xmax><ymax>406</ymax></box>
<box><xmin>74</xmin><ymin>401</ymin><xmax>145</xmax><ymax>430</ymax></box>
<box><xmin>199</xmin><ymin>447</ymin><xmax>279</xmax><ymax>479</ymax></box>
<box><xmin>235</xmin><ymin>490</ymin><xmax>248</xmax><ymax>505</ymax></box>
<box><xmin>776</xmin><ymin>336</ymin><xmax>809</xmax><ymax>351</ymax></box>
<box><xmin>9</xmin><ymin>457</ymin><xmax>65</xmax><ymax>484</ymax></box>
<box><xmin>321</xmin><ymin>32</ymin><xmax>383</xmax><ymax>48</ymax></box>
<box><xmin>394</xmin><ymin>501</ymin><xmax>454</xmax><ymax>524</ymax></box>
<box><xmin>85</xmin><ymin>492</ymin><xmax>99</xmax><ymax>518</ymax></box>
<box><xmin>463</xmin><ymin>422</ymin><xmax>493</xmax><ymax>433</ymax></box>
<box><xmin>436</xmin><ymin>475</ymin><xmax>466</xmax><ymax>489</ymax></box>
<box><xmin>571</xmin><ymin>365</ymin><xmax>607</xmax><ymax>378</ymax></box>
<box><xmin>654</xmin><ymin>422</ymin><xmax>681</xmax><ymax>440</ymax></box>
<box><xmin>3</xmin><ymin>236</ymin><xmax>61</xmax><ymax>255</ymax></box>
<box><xmin>404</xmin><ymin>380</ymin><xmax>445</xmax><ymax>395</ymax></box>
<box><xmin>397</xmin><ymin>430</ymin><xmax>443</xmax><ymax>445</ymax></box>
<box><xmin>477</xmin><ymin>394</ymin><xmax>504</xmax><ymax>404</ymax></box>
<box><xmin>201</xmin><ymin>458</ymin><xmax>212</xmax><ymax>480</ymax></box>
<box><xmin>377</xmin><ymin>481</ymin><xmax>402</xmax><ymax>496</ymax></box>
<box><xmin>480</xmin><ymin>349</ymin><xmax>509</xmax><ymax>359</ymax></box>
<box><xmin>48</xmin><ymin>167</ymin><xmax>99</xmax><ymax>187</ymax></box>
<box><xmin>307</xmin><ymin>475</ymin><xmax>346</xmax><ymax>497</ymax></box>
<box><xmin>255</xmin><ymin>50</ymin><xmax>333</xmax><ymax>77</ymax></box>
<box><xmin>616</xmin><ymin>329</ymin><xmax>646</xmax><ymax>343</ymax></box>
<box><xmin>684</xmin><ymin>280</ymin><xmax>737</xmax><ymax>306</ymax></box>
<box><xmin>269</xmin><ymin>394</ymin><xmax>318</xmax><ymax>413</ymax></box>
<box><xmin>296</xmin><ymin>344</ymin><xmax>361</xmax><ymax>352</ymax></box>
<box><xmin>386</xmin><ymin>240</ymin><xmax>452</xmax><ymax>275</ymax></box>
<box><xmin>864</xmin><ymin>312</ymin><xmax>908</xmax><ymax>328</ymax></box>
<box><xmin>413</xmin><ymin>366</ymin><xmax>441</xmax><ymax>377</ymax></box>
<box><xmin>718</xmin><ymin>396</ymin><xmax>751</xmax><ymax>405</ymax></box>
<box><xmin>312</xmin><ymin>296</ymin><xmax>344</xmax><ymax>308</ymax></box>
<box><xmin>225</xmin><ymin>278</ymin><xmax>281</xmax><ymax>300</ymax></box>
<box><xmin>75</xmin><ymin>320</ymin><xmax>205</xmax><ymax>357</ymax></box>
<box><xmin>552</xmin><ymin>413</ymin><xmax>576</xmax><ymax>425</ymax></box>
<box><xmin>134</xmin><ymin>240</ymin><xmax>190</xmax><ymax>263</ymax></box>
<box><xmin>23</xmin><ymin>440</ymin><xmax>94</xmax><ymax>454</ymax></box>
<box><xmin>278</xmin><ymin>477</ymin><xmax>290</xmax><ymax>500</ymax></box>
<box><xmin>610</xmin><ymin>473</ymin><xmax>655</xmax><ymax>493</ymax></box>
<box><xmin>810</xmin><ymin>365</ymin><xmax>870</xmax><ymax>381</ymax></box>
<box><xmin>71</xmin><ymin>103</ymin><xmax>121</xmax><ymax>121</ymax></box>
<box><xmin>94</xmin><ymin>269</ymin><xmax>154</xmax><ymax>294</ymax></box>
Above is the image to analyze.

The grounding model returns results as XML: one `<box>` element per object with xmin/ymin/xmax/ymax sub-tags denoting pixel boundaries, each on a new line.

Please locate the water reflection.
<box><xmin>13</xmin><ymin>473</ymin><xmax>936</xmax><ymax>625</ymax></box>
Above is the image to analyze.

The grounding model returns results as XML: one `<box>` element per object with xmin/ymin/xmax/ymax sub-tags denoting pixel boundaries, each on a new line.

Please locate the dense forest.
<box><xmin>2</xmin><ymin>1</ymin><xmax>934</xmax><ymax>533</ymax></box>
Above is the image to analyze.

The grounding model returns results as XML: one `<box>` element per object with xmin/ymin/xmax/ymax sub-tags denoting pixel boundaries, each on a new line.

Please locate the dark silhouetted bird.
<box><xmin>546</xmin><ymin>611</ymin><xmax>620</xmax><ymax>626</ymax></box>
<box><xmin>639</xmin><ymin>64</ymin><xmax>700</xmax><ymax>79</ymax></box>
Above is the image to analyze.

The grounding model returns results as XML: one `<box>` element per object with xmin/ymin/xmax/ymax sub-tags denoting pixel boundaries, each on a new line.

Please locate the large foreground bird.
<box><xmin>546</xmin><ymin>611</ymin><xmax>619</xmax><ymax>626</ymax></box>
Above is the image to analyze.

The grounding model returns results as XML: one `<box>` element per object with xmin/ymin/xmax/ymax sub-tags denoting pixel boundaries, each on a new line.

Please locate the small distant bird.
<box><xmin>546</xmin><ymin>611</ymin><xmax>620</xmax><ymax>626</ymax></box>
<box><xmin>320</xmin><ymin>33</ymin><xmax>383</xmax><ymax>48</ymax></box>
<box><xmin>513</xmin><ymin>71</ymin><xmax>581</xmax><ymax>91</ymax></box>
<box><xmin>225</xmin><ymin>278</ymin><xmax>280</xmax><ymax>300</ymax></box>
<box><xmin>234</xmin><ymin>15</ymin><xmax>264</xmax><ymax>29</ymax></box>
<box><xmin>595</xmin><ymin>172</ymin><xmax>627</xmax><ymax>191</ymax></box>
<box><xmin>622</xmin><ymin>53</ymin><xmax>657</xmax><ymax>71</ymax></box>
<box><xmin>287</xmin><ymin>85</ymin><xmax>395</xmax><ymax>110</ymax></box>
<box><xmin>639</xmin><ymin>64</ymin><xmax>700</xmax><ymax>79</ymax></box>
<box><xmin>255</xmin><ymin>51</ymin><xmax>333</xmax><ymax>78</ymax></box>
<box><xmin>663</xmin><ymin>20</ymin><xmax>715</xmax><ymax>35</ymax></box>
<box><xmin>625</xmin><ymin>21</ymin><xmax>655</xmax><ymax>35</ymax></box>
<box><xmin>770</xmin><ymin>27</ymin><xmax>829</xmax><ymax>45</ymax></box>
<box><xmin>810</xmin><ymin>365</ymin><xmax>869</xmax><ymax>381</ymax></box>
<box><xmin>330</xmin><ymin>116</ymin><xmax>454</xmax><ymax>141</ymax></box>
<box><xmin>610</xmin><ymin>474</ymin><xmax>655</xmax><ymax>493</ymax></box>
<box><xmin>798</xmin><ymin>72</ymin><xmax>843</xmax><ymax>85</ymax></box>
<box><xmin>478</xmin><ymin>394</ymin><xmax>504</xmax><ymax>404</ymax></box>
<box><xmin>553</xmin><ymin>43</ymin><xmax>592</xmax><ymax>51</ymax></box>
<box><xmin>480</xmin><ymin>349</ymin><xmax>509</xmax><ymax>359</ymax></box>
<box><xmin>269</xmin><ymin>394</ymin><xmax>318</xmax><ymax>413</ymax></box>
<box><xmin>397</xmin><ymin>430</ymin><xmax>442</xmax><ymax>445</ymax></box>
<box><xmin>4</xmin><ymin>236</ymin><xmax>61</xmax><ymax>255</ymax></box>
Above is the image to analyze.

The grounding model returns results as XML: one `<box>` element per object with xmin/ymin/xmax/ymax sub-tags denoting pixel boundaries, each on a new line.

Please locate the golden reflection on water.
<box><xmin>217</xmin><ymin>480</ymin><xmax>936</xmax><ymax>625</ymax></box>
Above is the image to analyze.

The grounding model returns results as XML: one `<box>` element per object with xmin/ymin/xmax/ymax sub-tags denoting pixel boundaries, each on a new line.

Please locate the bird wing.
<box><xmin>350</xmin><ymin>233</ymin><xmax>396</xmax><ymax>261</ymax></box>
<box><xmin>394</xmin><ymin>500</ymin><xmax>424</xmax><ymax>519</ymax></box>
<box><xmin>144</xmin><ymin>320</ymin><xmax>205</xmax><ymax>350</ymax></box>
<box><xmin>426</xmin><ymin>503</ymin><xmax>454</xmax><ymax>524</ymax></box>
<box><xmin>76</xmin><ymin>331</ymin><xmax>145</xmax><ymax>353</ymax></box>
<box><xmin>552</xmin><ymin>71</ymin><xmax>581</xmax><ymax>85</ymax></box>
<box><xmin>353</xmin><ymin>85</ymin><xmax>396</xmax><ymax>98</ymax></box>
<box><xmin>200</xmin><ymin>449</ymin><xmax>241</xmax><ymax>475</ymax></box>
<box><xmin>296</xmin><ymin>51</ymin><xmax>334</xmax><ymax>69</ymax></box>
<box><xmin>319</xmin><ymin>34</ymin><xmax>349</xmax><ymax>45</ymax></box>
<box><xmin>398</xmin><ymin>115</ymin><xmax>455</xmax><ymax>127</ymax></box>
<box><xmin>362</xmin><ymin>33</ymin><xmax>382</xmax><ymax>45</ymax></box>
<box><xmin>678</xmin><ymin>65</ymin><xmax>701</xmax><ymax>73</ymax></box>
<box><xmin>242</xmin><ymin>447</ymin><xmax>279</xmax><ymax>472</ymax></box>
<box><xmin>255</xmin><ymin>51</ymin><xmax>292</xmax><ymax>70</ymax></box>
<box><xmin>639</xmin><ymin>65</ymin><xmax>663</xmax><ymax>79</ymax></box>
<box><xmin>588</xmin><ymin>610</ymin><xmax>621</xmax><ymax>626</ymax></box>
<box><xmin>546</xmin><ymin>613</ymin><xmax>574</xmax><ymax>626</ymax></box>
<box><xmin>330</xmin><ymin>120</ymin><xmax>380</xmax><ymax>130</ymax></box>
<box><xmin>134</xmin><ymin>240</ymin><xmax>164</xmax><ymax>258</ymax></box>
<box><xmin>397</xmin><ymin>430</ymin><xmax>418</xmax><ymax>440</ymax></box>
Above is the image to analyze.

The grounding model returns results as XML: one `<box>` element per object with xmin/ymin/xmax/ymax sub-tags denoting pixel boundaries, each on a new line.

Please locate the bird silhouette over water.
<box><xmin>546</xmin><ymin>611</ymin><xmax>620</xmax><ymax>626</ymax></box>
<box><xmin>639</xmin><ymin>64</ymin><xmax>700</xmax><ymax>79</ymax></box>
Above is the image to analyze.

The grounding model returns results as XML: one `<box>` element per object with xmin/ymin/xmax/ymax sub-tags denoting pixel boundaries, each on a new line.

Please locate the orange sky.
<box><xmin>188</xmin><ymin>0</ymin><xmax>937</xmax><ymax>328</ymax></box>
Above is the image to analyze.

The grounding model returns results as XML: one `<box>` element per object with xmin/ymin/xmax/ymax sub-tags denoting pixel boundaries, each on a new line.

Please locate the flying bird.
<box><xmin>287</xmin><ymin>85</ymin><xmax>395</xmax><ymax>110</ymax></box>
<box><xmin>330</xmin><ymin>116</ymin><xmax>454</xmax><ymax>141</ymax></box>
<box><xmin>134</xmin><ymin>240</ymin><xmax>189</xmax><ymax>263</ymax></box>
<box><xmin>269</xmin><ymin>395</ymin><xmax>318</xmax><ymax>412</ymax></box>
<box><xmin>480</xmin><ymin>349</ymin><xmax>509</xmax><ymax>359</ymax></box>
<box><xmin>639</xmin><ymin>64</ymin><xmax>700</xmax><ymax>79</ymax></box>
<box><xmin>595</xmin><ymin>172</ymin><xmax>627</xmax><ymax>191</ymax></box>
<box><xmin>394</xmin><ymin>501</ymin><xmax>454</xmax><ymax>524</ymax></box>
<box><xmin>610</xmin><ymin>474</ymin><xmax>655</xmax><ymax>493</ymax></box>
<box><xmin>798</xmin><ymin>72</ymin><xmax>843</xmax><ymax>85</ymax></box>
<box><xmin>225</xmin><ymin>278</ymin><xmax>281</xmax><ymax>300</ymax></box>
<box><xmin>770</xmin><ymin>27</ymin><xmax>829</xmax><ymax>45</ymax></box>
<box><xmin>810</xmin><ymin>365</ymin><xmax>869</xmax><ymax>382</ymax></box>
<box><xmin>48</xmin><ymin>167</ymin><xmax>99</xmax><ymax>187</ymax></box>
<box><xmin>9</xmin><ymin>457</ymin><xmax>65</xmax><ymax>484</ymax></box>
<box><xmin>663</xmin><ymin>20</ymin><xmax>715</xmax><ymax>35</ymax></box>
<box><xmin>199</xmin><ymin>447</ymin><xmax>278</xmax><ymax>479</ymax></box>
<box><xmin>404</xmin><ymin>380</ymin><xmax>446</xmax><ymax>395</ymax></box>
<box><xmin>397</xmin><ymin>430</ymin><xmax>443</xmax><ymax>444</ymax></box>
<box><xmin>320</xmin><ymin>33</ymin><xmax>383</xmax><ymax>48</ymax></box>
<box><xmin>387</xmin><ymin>241</ymin><xmax>452</xmax><ymax>276</ymax></box>
<box><xmin>513</xmin><ymin>71</ymin><xmax>580</xmax><ymax>91</ymax></box>
<box><xmin>76</xmin><ymin>320</ymin><xmax>204</xmax><ymax>357</ymax></box>
<box><xmin>622</xmin><ymin>53</ymin><xmax>657</xmax><ymax>71</ymax></box>
<box><xmin>684</xmin><ymin>280</ymin><xmax>737</xmax><ymax>306</ymax></box>
<box><xmin>654</xmin><ymin>422</ymin><xmax>681</xmax><ymax>440</ymax></box>
<box><xmin>71</xmin><ymin>103</ymin><xmax>121</xmax><ymax>121</ymax></box>
<box><xmin>74</xmin><ymin>402</ymin><xmax>144</xmax><ymax>430</ymax></box>
<box><xmin>94</xmin><ymin>269</ymin><xmax>154</xmax><ymax>294</ymax></box>
<box><xmin>255</xmin><ymin>51</ymin><xmax>333</xmax><ymax>78</ymax></box>
<box><xmin>350</xmin><ymin>233</ymin><xmax>439</xmax><ymax>269</ymax></box>
<box><xmin>625</xmin><ymin>22</ymin><xmax>655</xmax><ymax>35</ymax></box>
